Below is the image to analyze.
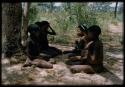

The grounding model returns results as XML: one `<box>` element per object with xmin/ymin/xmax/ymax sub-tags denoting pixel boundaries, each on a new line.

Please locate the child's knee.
<box><xmin>70</xmin><ymin>65</ymin><xmax>95</xmax><ymax>74</ymax></box>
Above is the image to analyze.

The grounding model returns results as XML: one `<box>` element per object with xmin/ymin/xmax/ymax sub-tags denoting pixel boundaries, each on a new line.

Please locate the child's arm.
<box><xmin>81</xmin><ymin>41</ymin><xmax>94</xmax><ymax>59</ymax></box>
<box><xmin>75</xmin><ymin>36</ymin><xmax>86</xmax><ymax>51</ymax></box>
<box><xmin>89</xmin><ymin>41</ymin><xmax>103</xmax><ymax>65</ymax></box>
<box><xmin>47</xmin><ymin>26</ymin><xmax>56</xmax><ymax>35</ymax></box>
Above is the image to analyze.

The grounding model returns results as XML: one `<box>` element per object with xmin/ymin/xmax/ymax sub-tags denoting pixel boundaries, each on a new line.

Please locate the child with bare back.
<box><xmin>23</xmin><ymin>24</ymin><xmax>53</xmax><ymax>68</ymax></box>
<box><xmin>70</xmin><ymin>25</ymin><xmax>104</xmax><ymax>74</ymax></box>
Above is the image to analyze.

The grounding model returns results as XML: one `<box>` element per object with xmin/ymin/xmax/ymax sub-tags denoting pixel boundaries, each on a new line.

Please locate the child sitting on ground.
<box><xmin>35</xmin><ymin>21</ymin><xmax>62</xmax><ymax>60</ymax></box>
<box><xmin>63</xmin><ymin>24</ymin><xmax>88</xmax><ymax>62</ymax></box>
<box><xmin>23</xmin><ymin>24</ymin><xmax>53</xmax><ymax>68</ymax></box>
<box><xmin>70</xmin><ymin>25</ymin><xmax>104</xmax><ymax>74</ymax></box>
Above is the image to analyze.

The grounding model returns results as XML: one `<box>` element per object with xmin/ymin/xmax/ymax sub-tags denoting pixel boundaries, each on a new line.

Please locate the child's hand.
<box><xmin>85</xmin><ymin>41</ymin><xmax>94</xmax><ymax>49</ymax></box>
<box><xmin>81</xmin><ymin>49</ymin><xmax>88</xmax><ymax>58</ymax></box>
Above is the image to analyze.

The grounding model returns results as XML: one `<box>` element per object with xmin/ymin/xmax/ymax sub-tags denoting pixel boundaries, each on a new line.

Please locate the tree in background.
<box><xmin>50</xmin><ymin>2</ymin><xmax>54</xmax><ymax>13</ymax></box>
<box><xmin>21</xmin><ymin>3</ymin><xmax>30</xmax><ymax>47</ymax></box>
<box><xmin>2</xmin><ymin>3</ymin><xmax>22</xmax><ymax>57</ymax></box>
<box><xmin>114</xmin><ymin>2</ymin><xmax>118</xmax><ymax>18</ymax></box>
<box><xmin>27</xmin><ymin>2</ymin><xmax>123</xmax><ymax>45</ymax></box>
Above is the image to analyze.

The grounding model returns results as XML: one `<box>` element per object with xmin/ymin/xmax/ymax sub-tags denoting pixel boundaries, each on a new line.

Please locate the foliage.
<box><xmin>29</xmin><ymin>2</ymin><xmax>123</xmax><ymax>45</ymax></box>
<box><xmin>29</xmin><ymin>3</ymin><xmax>39</xmax><ymax>24</ymax></box>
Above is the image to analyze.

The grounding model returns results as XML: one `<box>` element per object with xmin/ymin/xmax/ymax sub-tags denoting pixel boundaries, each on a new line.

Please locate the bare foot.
<box><xmin>32</xmin><ymin>59</ymin><xmax>53</xmax><ymax>69</ymax></box>
<box><xmin>23</xmin><ymin>58</ymin><xmax>32</xmax><ymax>67</ymax></box>
<box><xmin>70</xmin><ymin>65</ymin><xmax>95</xmax><ymax>74</ymax></box>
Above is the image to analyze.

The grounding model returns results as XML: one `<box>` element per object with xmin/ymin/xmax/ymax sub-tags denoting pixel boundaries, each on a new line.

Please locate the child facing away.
<box><xmin>35</xmin><ymin>21</ymin><xmax>62</xmax><ymax>60</ymax></box>
<box><xmin>23</xmin><ymin>24</ymin><xmax>53</xmax><ymax>68</ymax></box>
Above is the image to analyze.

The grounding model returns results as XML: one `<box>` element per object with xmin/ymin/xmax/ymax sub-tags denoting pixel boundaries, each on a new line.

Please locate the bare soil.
<box><xmin>2</xmin><ymin>22</ymin><xmax>123</xmax><ymax>85</ymax></box>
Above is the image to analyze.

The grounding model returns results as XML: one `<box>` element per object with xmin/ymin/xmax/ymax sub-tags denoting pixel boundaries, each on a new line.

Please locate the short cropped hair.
<box><xmin>78</xmin><ymin>24</ymin><xmax>87</xmax><ymax>32</ymax></box>
<box><xmin>28</xmin><ymin>24</ymin><xmax>40</xmax><ymax>34</ymax></box>
<box><xmin>87</xmin><ymin>25</ymin><xmax>101</xmax><ymax>35</ymax></box>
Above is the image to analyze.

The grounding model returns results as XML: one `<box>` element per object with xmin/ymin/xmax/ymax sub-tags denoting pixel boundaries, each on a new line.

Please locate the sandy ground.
<box><xmin>109</xmin><ymin>22</ymin><xmax>123</xmax><ymax>33</ymax></box>
<box><xmin>1</xmin><ymin>45</ymin><xmax>123</xmax><ymax>85</ymax></box>
<box><xmin>1</xmin><ymin>22</ymin><xmax>123</xmax><ymax>85</ymax></box>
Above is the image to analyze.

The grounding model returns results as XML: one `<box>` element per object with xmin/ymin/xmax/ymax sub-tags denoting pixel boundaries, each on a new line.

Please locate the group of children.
<box><xmin>23</xmin><ymin>20</ymin><xmax>104</xmax><ymax>74</ymax></box>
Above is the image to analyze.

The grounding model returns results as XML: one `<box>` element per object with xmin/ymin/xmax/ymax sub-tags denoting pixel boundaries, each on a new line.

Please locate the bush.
<box><xmin>29</xmin><ymin>3</ymin><xmax>122</xmax><ymax>45</ymax></box>
<box><xmin>29</xmin><ymin>3</ymin><xmax>39</xmax><ymax>24</ymax></box>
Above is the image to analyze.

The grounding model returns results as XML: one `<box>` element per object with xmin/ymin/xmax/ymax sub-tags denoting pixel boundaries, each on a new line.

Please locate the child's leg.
<box><xmin>23</xmin><ymin>57</ymin><xmax>32</xmax><ymax>67</ymax></box>
<box><xmin>49</xmin><ymin>46</ymin><xmax>62</xmax><ymax>54</ymax></box>
<box><xmin>32</xmin><ymin>58</ymin><xmax>53</xmax><ymax>68</ymax></box>
<box><xmin>70</xmin><ymin>65</ymin><xmax>95</xmax><ymax>74</ymax></box>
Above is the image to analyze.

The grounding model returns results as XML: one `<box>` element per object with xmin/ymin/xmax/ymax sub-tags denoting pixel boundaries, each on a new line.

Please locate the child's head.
<box><xmin>77</xmin><ymin>24</ymin><xmax>87</xmax><ymax>37</ymax></box>
<box><xmin>87</xmin><ymin>25</ymin><xmax>101</xmax><ymax>40</ymax></box>
<box><xmin>40</xmin><ymin>21</ymin><xmax>50</xmax><ymax>31</ymax></box>
<box><xmin>28</xmin><ymin>24</ymin><xmax>40</xmax><ymax>38</ymax></box>
<box><xmin>35</xmin><ymin>21</ymin><xmax>42</xmax><ymax>28</ymax></box>
<box><xmin>35</xmin><ymin>21</ymin><xmax>52</xmax><ymax>33</ymax></box>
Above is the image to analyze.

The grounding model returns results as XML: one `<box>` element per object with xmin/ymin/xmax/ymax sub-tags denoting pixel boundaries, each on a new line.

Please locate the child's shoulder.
<box><xmin>94</xmin><ymin>39</ymin><xmax>103</xmax><ymax>47</ymax></box>
<box><xmin>27</xmin><ymin>38</ymin><xmax>36</xmax><ymax>46</ymax></box>
<box><xmin>80</xmin><ymin>36</ymin><xmax>87</xmax><ymax>41</ymax></box>
<box><xmin>81</xmin><ymin>36</ymin><xmax>86</xmax><ymax>39</ymax></box>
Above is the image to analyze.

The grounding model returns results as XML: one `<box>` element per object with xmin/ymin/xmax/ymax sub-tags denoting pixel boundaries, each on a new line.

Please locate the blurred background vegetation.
<box><xmin>28</xmin><ymin>2</ymin><xmax>123</xmax><ymax>46</ymax></box>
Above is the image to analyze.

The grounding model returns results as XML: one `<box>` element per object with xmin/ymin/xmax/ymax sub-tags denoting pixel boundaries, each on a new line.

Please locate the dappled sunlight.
<box><xmin>2</xmin><ymin>2</ymin><xmax>123</xmax><ymax>85</ymax></box>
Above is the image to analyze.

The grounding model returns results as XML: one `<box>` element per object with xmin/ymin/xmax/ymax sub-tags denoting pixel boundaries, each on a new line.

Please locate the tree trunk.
<box><xmin>21</xmin><ymin>3</ymin><xmax>30</xmax><ymax>47</ymax></box>
<box><xmin>50</xmin><ymin>2</ymin><xmax>54</xmax><ymax>13</ymax></box>
<box><xmin>2</xmin><ymin>3</ymin><xmax>22</xmax><ymax>57</ymax></box>
<box><xmin>114</xmin><ymin>2</ymin><xmax>118</xmax><ymax>18</ymax></box>
<box><xmin>67</xmin><ymin>2</ymin><xmax>72</xmax><ymax>21</ymax></box>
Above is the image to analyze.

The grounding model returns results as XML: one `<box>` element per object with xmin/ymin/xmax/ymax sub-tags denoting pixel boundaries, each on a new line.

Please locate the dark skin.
<box><xmin>63</xmin><ymin>27</ymin><xmax>87</xmax><ymax>55</ymax></box>
<box><xmin>35</xmin><ymin>21</ymin><xmax>62</xmax><ymax>58</ymax></box>
<box><xmin>76</xmin><ymin>27</ymin><xmax>86</xmax><ymax>37</ymax></box>
<box><xmin>23</xmin><ymin>24</ymin><xmax>40</xmax><ymax>66</ymax></box>
<box><xmin>63</xmin><ymin>26</ymin><xmax>89</xmax><ymax>65</ymax></box>
<box><xmin>70</xmin><ymin>29</ymin><xmax>104</xmax><ymax>73</ymax></box>
<box><xmin>36</xmin><ymin>21</ymin><xmax>56</xmax><ymax>50</ymax></box>
<box><xmin>26</xmin><ymin>24</ymin><xmax>41</xmax><ymax>60</ymax></box>
<box><xmin>75</xmin><ymin>26</ymin><xmax>89</xmax><ymax>50</ymax></box>
<box><xmin>67</xmin><ymin>36</ymin><xmax>91</xmax><ymax>64</ymax></box>
<box><xmin>83</xmin><ymin>32</ymin><xmax>103</xmax><ymax>65</ymax></box>
<box><xmin>75</xmin><ymin>27</ymin><xmax>86</xmax><ymax>46</ymax></box>
<box><xmin>23</xmin><ymin>24</ymin><xmax>53</xmax><ymax>68</ymax></box>
<box><xmin>63</xmin><ymin>24</ymin><xmax>89</xmax><ymax>63</ymax></box>
<box><xmin>40</xmin><ymin>23</ymin><xmax>56</xmax><ymax>35</ymax></box>
<box><xmin>46</xmin><ymin>25</ymin><xmax>56</xmax><ymax>35</ymax></box>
